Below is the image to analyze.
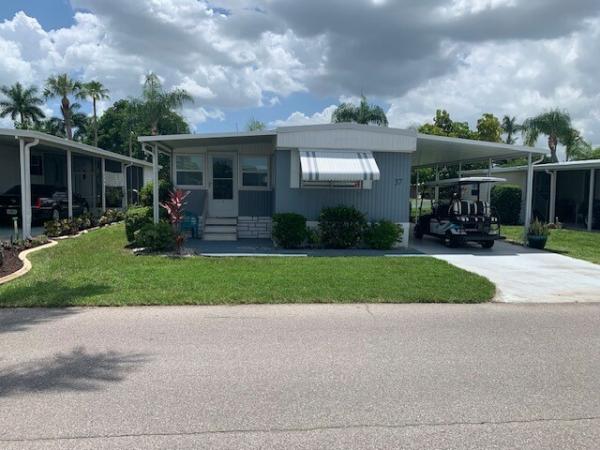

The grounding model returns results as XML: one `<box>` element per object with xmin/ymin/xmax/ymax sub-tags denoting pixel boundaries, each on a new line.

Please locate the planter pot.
<box><xmin>527</xmin><ymin>235</ymin><xmax>547</xmax><ymax>249</ymax></box>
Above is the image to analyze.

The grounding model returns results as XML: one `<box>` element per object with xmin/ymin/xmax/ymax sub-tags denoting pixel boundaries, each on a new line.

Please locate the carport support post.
<box><xmin>67</xmin><ymin>149</ymin><xmax>73</xmax><ymax>218</ymax></box>
<box><xmin>487</xmin><ymin>158</ymin><xmax>493</xmax><ymax>176</ymax></box>
<box><xmin>549</xmin><ymin>171</ymin><xmax>557</xmax><ymax>223</ymax></box>
<box><xmin>18</xmin><ymin>139</ymin><xmax>28</xmax><ymax>240</ymax></box>
<box><xmin>101</xmin><ymin>158</ymin><xmax>106</xmax><ymax>212</ymax></box>
<box><xmin>588</xmin><ymin>169</ymin><xmax>595</xmax><ymax>232</ymax></box>
<box><xmin>152</xmin><ymin>144</ymin><xmax>159</xmax><ymax>224</ymax></box>
<box><xmin>434</xmin><ymin>165</ymin><xmax>439</xmax><ymax>202</ymax></box>
<box><xmin>523</xmin><ymin>153</ymin><xmax>534</xmax><ymax>242</ymax></box>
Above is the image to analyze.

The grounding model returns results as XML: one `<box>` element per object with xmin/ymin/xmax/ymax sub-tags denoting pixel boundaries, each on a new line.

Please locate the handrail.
<box><xmin>201</xmin><ymin>192</ymin><xmax>209</xmax><ymax>237</ymax></box>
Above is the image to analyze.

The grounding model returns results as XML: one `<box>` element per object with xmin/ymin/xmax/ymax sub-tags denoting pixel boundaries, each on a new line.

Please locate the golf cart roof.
<box><xmin>423</xmin><ymin>176</ymin><xmax>507</xmax><ymax>187</ymax></box>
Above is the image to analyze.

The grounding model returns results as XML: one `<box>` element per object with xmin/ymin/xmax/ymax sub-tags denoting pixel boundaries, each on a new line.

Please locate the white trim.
<box><xmin>101</xmin><ymin>158</ymin><xmax>106</xmax><ymax>212</ymax></box>
<box><xmin>238</xmin><ymin>154</ymin><xmax>271</xmax><ymax>191</ymax></box>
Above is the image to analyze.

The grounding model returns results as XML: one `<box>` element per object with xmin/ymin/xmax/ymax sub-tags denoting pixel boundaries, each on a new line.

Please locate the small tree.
<box><xmin>160</xmin><ymin>189</ymin><xmax>190</xmax><ymax>254</ymax></box>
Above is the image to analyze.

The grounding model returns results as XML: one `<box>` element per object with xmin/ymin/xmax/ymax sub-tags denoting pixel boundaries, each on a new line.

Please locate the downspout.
<box><xmin>523</xmin><ymin>153</ymin><xmax>545</xmax><ymax>242</ymax></box>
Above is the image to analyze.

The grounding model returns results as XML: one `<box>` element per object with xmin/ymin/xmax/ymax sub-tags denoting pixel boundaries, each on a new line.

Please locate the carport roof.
<box><xmin>138</xmin><ymin>124</ymin><xmax>548</xmax><ymax>165</ymax></box>
<box><xmin>413</xmin><ymin>133</ymin><xmax>549</xmax><ymax>167</ymax></box>
<box><xmin>0</xmin><ymin>129</ymin><xmax>153</xmax><ymax>167</ymax></box>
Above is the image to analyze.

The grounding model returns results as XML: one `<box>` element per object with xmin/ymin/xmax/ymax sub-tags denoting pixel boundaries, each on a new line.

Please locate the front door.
<box><xmin>208</xmin><ymin>153</ymin><xmax>238</xmax><ymax>217</ymax></box>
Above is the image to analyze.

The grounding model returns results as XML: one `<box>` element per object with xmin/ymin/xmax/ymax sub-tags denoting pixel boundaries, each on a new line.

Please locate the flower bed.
<box><xmin>0</xmin><ymin>236</ymin><xmax>50</xmax><ymax>279</ymax></box>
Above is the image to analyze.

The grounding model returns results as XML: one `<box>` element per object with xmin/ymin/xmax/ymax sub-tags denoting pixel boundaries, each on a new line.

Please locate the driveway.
<box><xmin>410</xmin><ymin>236</ymin><xmax>600</xmax><ymax>303</ymax></box>
<box><xmin>1</xmin><ymin>305</ymin><xmax>600</xmax><ymax>449</ymax></box>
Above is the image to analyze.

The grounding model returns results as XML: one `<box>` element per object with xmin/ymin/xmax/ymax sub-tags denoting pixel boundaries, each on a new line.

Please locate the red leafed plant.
<box><xmin>160</xmin><ymin>189</ymin><xmax>190</xmax><ymax>254</ymax></box>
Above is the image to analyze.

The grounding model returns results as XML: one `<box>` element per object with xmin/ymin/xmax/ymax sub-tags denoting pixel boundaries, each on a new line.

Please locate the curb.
<box><xmin>0</xmin><ymin>240</ymin><xmax>58</xmax><ymax>285</ymax></box>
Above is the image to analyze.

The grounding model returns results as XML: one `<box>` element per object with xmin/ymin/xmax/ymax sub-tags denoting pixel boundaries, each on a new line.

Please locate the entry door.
<box><xmin>208</xmin><ymin>153</ymin><xmax>238</xmax><ymax>217</ymax></box>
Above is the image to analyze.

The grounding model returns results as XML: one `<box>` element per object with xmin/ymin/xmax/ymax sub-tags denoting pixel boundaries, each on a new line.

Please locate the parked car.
<box><xmin>0</xmin><ymin>184</ymin><xmax>89</xmax><ymax>224</ymax></box>
<box><xmin>414</xmin><ymin>177</ymin><xmax>506</xmax><ymax>248</ymax></box>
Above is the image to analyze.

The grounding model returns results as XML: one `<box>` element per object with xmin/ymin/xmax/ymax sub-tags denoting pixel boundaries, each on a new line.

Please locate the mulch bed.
<box><xmin>0</xmin><ymin>248</ymin><xmax>24</xmax><ymax>277</ymax></box>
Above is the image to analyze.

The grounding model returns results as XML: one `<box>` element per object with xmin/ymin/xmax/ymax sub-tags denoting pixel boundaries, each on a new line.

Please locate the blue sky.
<box><xmin>1</xmin><ymin>0</ymin><xmax>599</xmax><ymax>150</ymax></box>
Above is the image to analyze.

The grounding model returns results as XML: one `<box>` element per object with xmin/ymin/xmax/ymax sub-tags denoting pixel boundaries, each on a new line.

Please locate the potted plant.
<box><xmin>527</xmin><ymin>218</ymin><xmax>550</xmax><ymax>249</ymax></box>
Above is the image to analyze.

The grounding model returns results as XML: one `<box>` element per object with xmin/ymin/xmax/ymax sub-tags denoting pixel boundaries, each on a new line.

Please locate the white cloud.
<box><xmin>0</xmin><ymin>0</ymin><xmax>598</xmax><ymax>145</ymax></box>
<box><xmin>270</xmin><ymin>105</ymin><xmax>337</xmax><ymax>127</ymax></box>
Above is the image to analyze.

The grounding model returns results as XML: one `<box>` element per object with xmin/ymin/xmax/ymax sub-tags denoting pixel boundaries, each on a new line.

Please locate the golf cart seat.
<box><xmin>449</xmin><ymin>200</ymin><xmax>491</xmax><ymax>217</ymax></box>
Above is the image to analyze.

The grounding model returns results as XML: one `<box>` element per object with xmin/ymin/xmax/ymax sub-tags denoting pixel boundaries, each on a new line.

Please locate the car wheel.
<box><xmin>481</xmin><ymin>240</ymin><xmax>495</xmax><ymax>249</ymax></box>
<box><xmin>52</xmin><ymin>209</ymin><xmax>60</xmax><ymax>221</ymax></box>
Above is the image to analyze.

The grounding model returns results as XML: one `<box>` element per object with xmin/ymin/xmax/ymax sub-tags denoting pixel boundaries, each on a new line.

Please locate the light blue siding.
<box><xmin>274</xmin><ymin>150</ymin><xmax>411</xmax><ymax>222</ymax></box>
<box><xmin>239</xmin><ymin>190</ymin><xmax>273</xmax><ymax>216</ymax></box>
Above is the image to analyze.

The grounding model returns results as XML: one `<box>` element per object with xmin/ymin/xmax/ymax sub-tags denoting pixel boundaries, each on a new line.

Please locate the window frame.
<box><xmin>174</xmin><ymin>153</ymin><xmax>206</xmax><ymax>189</ymax></box>
<box><xmin>239</xmin><ymin>154</ymin><xmax>270</xmax><ymax>191</ymax></box>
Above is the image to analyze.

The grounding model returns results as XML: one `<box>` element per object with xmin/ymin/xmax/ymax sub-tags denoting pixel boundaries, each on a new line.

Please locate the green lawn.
<box><xmin>0</xmin><ymin>224</ymin><xmax>495</xmax><ymax>306</ymax></box>
<box><xmin>503</xmin><ymin>225</ymin><xmax>600</xmax><ymax>265</ymax></box>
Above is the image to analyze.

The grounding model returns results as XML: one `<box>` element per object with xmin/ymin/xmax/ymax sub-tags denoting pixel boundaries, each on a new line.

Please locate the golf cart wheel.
<box><xmin>444</xmin><ymin>232</ymin><xmax>460</xmax><ymax>248</ymax></box>
<box><xmin>414</xmin><ymin>224</ymin><xmax>423</xmax><ymax>239</ymax></box>
<box><xmin>481</xmin><ymin>240</ymin><xmax>495</xmax><ymax>249</ymax></box>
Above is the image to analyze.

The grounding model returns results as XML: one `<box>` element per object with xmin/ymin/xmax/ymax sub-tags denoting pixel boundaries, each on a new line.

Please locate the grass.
<box><xmin>0</xmin><ymin>224</ymin><xmax>495</xmax><ymax>306</ymax></box>
<box><xmin>503</xmin><ymin>225</ymin><xmax>600</xmax><ymax>265</ymax></box>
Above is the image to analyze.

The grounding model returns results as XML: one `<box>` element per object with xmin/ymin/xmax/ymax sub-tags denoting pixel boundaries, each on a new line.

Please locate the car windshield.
<box><xmin>31</xmin><ymin>185</ymin><xmax>59</xmax><ymax>197</ymax></box>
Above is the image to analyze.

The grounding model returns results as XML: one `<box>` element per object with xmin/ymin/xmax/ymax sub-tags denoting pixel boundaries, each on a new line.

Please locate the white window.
<box><xmin>240</xmin><ymin>156</ymin><xmax>269</xmax><ymax>188</ymax></box>
<box><xmin>175</xmin><ymin>155</ymin><xmax>204</xmax><ymax>186</ymax></box>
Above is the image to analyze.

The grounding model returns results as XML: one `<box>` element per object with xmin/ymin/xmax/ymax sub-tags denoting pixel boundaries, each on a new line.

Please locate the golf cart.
<box><xmin>414</xmin><ymin>177</ymin><xmax>506</xmax><ymax>248</ymax></box>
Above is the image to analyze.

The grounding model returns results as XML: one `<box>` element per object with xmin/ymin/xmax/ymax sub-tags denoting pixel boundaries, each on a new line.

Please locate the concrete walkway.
<box><xmin>411</xmin><ymin>236</ymin><xmax>600</xmax><ymax>303</ymax></box>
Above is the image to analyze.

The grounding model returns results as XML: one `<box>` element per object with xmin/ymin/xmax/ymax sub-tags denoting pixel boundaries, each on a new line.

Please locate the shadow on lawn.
<box><xmin>0</xmin><ymin>280</ymin><xmax>113</xmax><ymax>308</ymax></box>
<box><xmin>0</xmin><ymin>346</ymin><xmax>149</xmax><ymax>397</ymax></box>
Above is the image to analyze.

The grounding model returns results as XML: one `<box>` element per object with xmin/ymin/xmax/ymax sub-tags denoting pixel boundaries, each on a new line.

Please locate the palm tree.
<box><xmin>331</xmin><ymin>95</ymin><xmax>388</xmax><ymax>126</ymax></box>
<box><xmin>0</xmin><ymin>82</ymin><xmax>46</xmax><ymax>128</ymax></box>
<box><xmin>141</xmin><ymin>73</ymin><xmax>193</xmax><ymax>135</ymax></box>
<box><xmin>521</xmin><ymin>109</ymin><xmax>574</xmax><ymax>162</ymax></box>
<box><xmin>563</xmin><ymin>128</ymin><xmax>591</xmax><ymax>161</ymax></box>
<box><xmin>79</xmin><ymin>81</ymin><xmax>109</xmax><ymax>146</ymax></box>
<box><xmin>501</xmin><ymin>115</ymin><xmax>521</xmax><ymax>145</ymax></box>
<box><xmin>44</xmin><ymin>74</ymin><xmax>82</xmax><ymax>140</ymax></box>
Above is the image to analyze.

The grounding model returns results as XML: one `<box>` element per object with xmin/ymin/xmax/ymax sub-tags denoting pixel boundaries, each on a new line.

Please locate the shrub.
<box><xmin>133</xmin><ymin>222</ymin><xmax>175</xmax><ymax>251</ymax></box>
<box><xmin>125</xmin><ymin>206</ymin><xmax>153</xmax><ymax>242</ymax></box>
<box><xmin>272</xmin><ymin>213</ymin><xmax>307</xmax><ymax>248</ymax></box>
<box><xmin>364</xmin><ymin>220</ymin><xmax>403</xmax><ymax>250</ymax></box>
<box><xmin>44</xmin><ymin>219</ymin><xmax>62</xmax><ymax>237</ymax></box>
<box><xmin>491</xmin><ymin>184</ymin><xmax>522</xmax><ymax>225</ymax></box>
<box><xmin>161</xmin><ymin>189</ymin><xmax>191</xmax><ymax>254</ymax></box>
<box><xmin>318</xmin><ymin>205</ymin><xmax>366</xmax><ymax>248</ymax></box>
<box><xmin>139</xmin><ymin>179</ymin><xmax>173</xmax><ymax>207</ymax></box>
<box><xmin>528</xmin><ymin>218</ymin><xmax>550</xmax><ymax>237</ymax></box>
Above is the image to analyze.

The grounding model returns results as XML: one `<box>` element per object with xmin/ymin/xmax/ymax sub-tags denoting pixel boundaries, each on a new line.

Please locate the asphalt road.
<box><xmin>1</xmin><ymin>304</ymin><xmax>599</xmax><ymax>449</ymax></box>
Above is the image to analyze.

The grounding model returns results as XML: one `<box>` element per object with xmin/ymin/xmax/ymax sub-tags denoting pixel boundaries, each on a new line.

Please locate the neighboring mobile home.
<box><xmin>139</xmin><ymin>123</ymin><xmax>547</xmax><ymax>244</ymax></box>
<box><xmin>467</xmin><ymin>160</ymin><xmax>600</xmax><ymax>231</ymax></box>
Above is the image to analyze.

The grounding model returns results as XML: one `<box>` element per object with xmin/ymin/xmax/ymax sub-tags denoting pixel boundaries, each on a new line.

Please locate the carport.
<box><xmin>413</xmin><ymin>133</ymin><xmax>549</xmax><ymax>237</ymax></box>
<box><xmin>0</xmin><ymin>129</ymin><xmax>153</xmax><ymax>239</ymax></box>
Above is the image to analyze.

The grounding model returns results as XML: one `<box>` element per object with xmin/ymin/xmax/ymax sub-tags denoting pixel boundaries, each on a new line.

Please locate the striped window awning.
<box><xmin>299</xmin><ymin>150</ymin><xmax>380</xmax><ymax>181</ymax></box>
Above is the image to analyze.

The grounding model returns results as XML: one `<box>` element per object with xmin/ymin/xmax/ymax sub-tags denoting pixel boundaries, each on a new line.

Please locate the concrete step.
<box><xmin>206</xmin><ymin>217</ymin><xmax>237</xmax><ymax>226</ymax></box>
<box><xmin>203</xmin><ymin>232</ymin><xmax>237</xmax><ymax>241</ymax></box>
<box><xmin>204</xmin><ymin>225</ymin><xmax>237</xmax><ymax>233</ymax></box>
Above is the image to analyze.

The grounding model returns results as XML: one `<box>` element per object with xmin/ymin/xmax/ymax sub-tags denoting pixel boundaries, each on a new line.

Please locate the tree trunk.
<box><xmin>62</xmin><ymin>96</ymin><xmax>73</xmax><ymax>140</ymax></box>
<box><xmin>93</xmin><ymin>98</ymin><xmax>98</xmax><ymax>147</ymax></box>
<box><xmin>20</xmin><ymin>112</ymin><xmax>26</xmax><ymax>129</ymax></box>
<box><xmin>548</xmin><ymin>134</ymin><xmax>558</xmax><ymax>162</ymax></box>
<box><xmin>151</xmin><ymin>121</ymin><xmax>158</xmax><ymax>136</ymax></box>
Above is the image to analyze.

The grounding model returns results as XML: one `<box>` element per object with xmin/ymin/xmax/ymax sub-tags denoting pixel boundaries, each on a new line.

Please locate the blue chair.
<box><xmin>181</xmin><ymin>211</ymin><xmax>199</xmax><ymax>238</ymax></box>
